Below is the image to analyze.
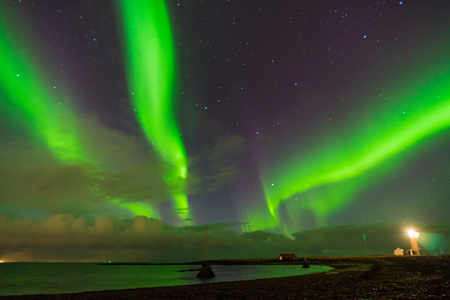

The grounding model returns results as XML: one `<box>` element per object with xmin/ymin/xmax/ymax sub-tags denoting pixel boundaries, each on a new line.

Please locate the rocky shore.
<box><xmin>2</xmin><ymin>255</ymin><xmax>449</xmax><ymax>299</ymax></box>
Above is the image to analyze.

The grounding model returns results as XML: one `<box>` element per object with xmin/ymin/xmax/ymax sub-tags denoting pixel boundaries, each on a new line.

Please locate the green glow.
<box><xmin>418</xmin><ymin>233</ymin><xmax>447</xmax><ymax>253</ymax></box>
<box><xmin>239</xmin><ymin>202</ymin><xmax>279</xmax><ymax>232</ymax></box>
<box><xmin>0</xmin><ymin>9</ymin><xmax>86</xmax><ymax>164</ymax></box>
<box><xmin>118</xmin><ymin>0</ymin><xmax>190</xmax><ymax>222</ymax></box>
<box><xmin>113</xmin><ymin>199</ymin><xmax>160</xmax><ymax>219</ymax></box>
<box><xmin>253</xmin><ymin>73</ymin><xmax>450</xmax><ymax>231</ymax></box>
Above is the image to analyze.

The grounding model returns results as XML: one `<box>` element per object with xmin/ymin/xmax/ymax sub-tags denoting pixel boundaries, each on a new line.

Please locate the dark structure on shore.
<box><xmin>302</xmin><ymin>258</ymin><xmax>310</xmax><ymax>268</ymax></box>
<box><xmin>197</xmin><ymin>261</ymin><xmax>215</xmax><ymax>278</ymax></box>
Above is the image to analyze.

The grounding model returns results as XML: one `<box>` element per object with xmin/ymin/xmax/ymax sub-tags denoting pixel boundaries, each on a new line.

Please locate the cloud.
<box><xmin>0</xmin><ymin>215</ymin><xmax>297</xmax><ymax>262</ymax></box>
<box><xmin>0</xmin><ymin>144</ymin><xmax>95</xmax><ymax>212</ymax></box>
<box><xmin>2</xmin><ymin>214</ymin><xmax>447</xmax><ymax>262</ymax></box>
<box><xmin>187</xmin><ymin>133</ymin><xmax>246</xmax><ymax>194</ymax></box>
<box><xmin>0</xmin><ymin>113</ymin><xmax>252</xmax><ymax>221</ymax></box>
<box><xmin>93</xmin><ymin>165</ymin><xmax>170</xmax><ymax>204</ymax></box>
<box><xmin>0</xmin><ymin>116</ymin><xmax>179</xmax><ymax>217</ymax></box>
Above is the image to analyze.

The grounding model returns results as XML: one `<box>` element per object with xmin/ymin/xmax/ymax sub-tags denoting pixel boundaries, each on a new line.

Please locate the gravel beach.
<box><xmin>2</xmin><ymin>255</ymin><xmax>449</xmax><ymax>299</ymax></box>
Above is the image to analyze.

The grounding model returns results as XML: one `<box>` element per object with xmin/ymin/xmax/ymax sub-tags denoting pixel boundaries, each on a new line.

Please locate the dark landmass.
<box><xmin>2</xmin><ymin>255</ymin><xmax>450</xmax><ymax>299</ymax></box>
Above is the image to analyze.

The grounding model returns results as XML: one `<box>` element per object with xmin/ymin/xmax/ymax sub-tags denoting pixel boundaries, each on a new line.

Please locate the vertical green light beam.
<box><xmin>118</xmin><ymin>0</ymin><xmax>190</xmax><ymax>222</ymax></box>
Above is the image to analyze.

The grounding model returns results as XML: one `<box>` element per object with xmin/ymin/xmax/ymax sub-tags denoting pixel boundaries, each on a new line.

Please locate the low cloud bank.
<box><xmin>0</xmin><ymin>214</ymin><xmax>448</xmax><ymax>262</ymax></box>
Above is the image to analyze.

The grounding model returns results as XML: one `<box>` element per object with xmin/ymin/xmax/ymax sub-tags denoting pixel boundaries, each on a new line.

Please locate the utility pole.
<box><xmin>205</xmin><ymin>223</ymin><xmax>208</xmax><ymax>262</ymax></box>
<box><xmin>197</xmin><ymin>223</ymin><xmax>215</xmax><ymax>278</ymax></box>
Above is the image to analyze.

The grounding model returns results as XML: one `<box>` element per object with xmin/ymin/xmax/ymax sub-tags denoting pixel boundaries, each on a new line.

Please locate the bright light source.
<box><xmin>407</xmin><ymin>229</ymin><xmax>420</xmax><ymax>239</ymax></box>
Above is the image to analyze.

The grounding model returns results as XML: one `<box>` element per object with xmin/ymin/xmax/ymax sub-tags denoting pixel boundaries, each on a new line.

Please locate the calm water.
<box><xmin>0</xmin><ymin>263</ymin><xmax>333</xmax><ymax>296</ymax></box>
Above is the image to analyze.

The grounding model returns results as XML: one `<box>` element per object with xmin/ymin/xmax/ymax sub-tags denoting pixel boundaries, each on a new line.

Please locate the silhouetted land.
<box><xmin>2</xmin><ymin>255</ymin><xmax>449</xmax><ymax>299</ymax></box>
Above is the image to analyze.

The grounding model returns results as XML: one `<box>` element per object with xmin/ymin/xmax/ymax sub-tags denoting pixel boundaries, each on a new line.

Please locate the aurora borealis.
<box><xmin>251</xmin><ymin>73</ymin><xmax>450</xmax><ymax>233</ymax></box>
<box><xmin>0</xmin><ymin>0</ymin><xmax>449</xmax><ymax>262</ymax></box>
<box><xmin>0</xmin><ymin>11</ymin><xmax>87</xmax><ymax>165</ymax></box>
<box><xmin>118</xmin><ymin>0</ymin><xmax>190</xmax><ymax>224</ymax></box>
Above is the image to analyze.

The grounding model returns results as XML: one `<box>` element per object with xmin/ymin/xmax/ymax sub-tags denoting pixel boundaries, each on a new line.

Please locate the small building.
<box><xmin>393</xmin><ymin>247</ymin><xmax>404</xmax><ymax>255</ymax></box>
<box><xmin>278</xmin><ymin>253</ymin><xmax>297</xmax><ymax>260</ymax></box>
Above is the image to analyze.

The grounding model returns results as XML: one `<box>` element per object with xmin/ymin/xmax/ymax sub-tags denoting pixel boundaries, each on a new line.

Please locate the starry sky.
<box><xmin>0</xmin><ymin>0</ymin><xmax>449</xmax><ymax>262</ymax></box>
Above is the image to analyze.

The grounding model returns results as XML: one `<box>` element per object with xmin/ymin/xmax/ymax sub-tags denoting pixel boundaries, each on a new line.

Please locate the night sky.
<box><xmin>0</xmin><ymin>0</ymin><xmax>449</xmax><ymax>262</ymax></box>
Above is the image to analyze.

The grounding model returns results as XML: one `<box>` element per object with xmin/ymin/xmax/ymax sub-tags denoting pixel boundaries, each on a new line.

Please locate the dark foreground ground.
<box><xmin>2</xmin><ymin>255</ymin><xmax>450</xmax><ymax>299</ymax></box>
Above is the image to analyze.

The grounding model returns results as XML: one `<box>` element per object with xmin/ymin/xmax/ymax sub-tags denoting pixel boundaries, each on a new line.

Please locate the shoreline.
<box><xmin>1</xmin><ymin>256</ymin><xmax>449</xmax><ymax>299</ymax></box>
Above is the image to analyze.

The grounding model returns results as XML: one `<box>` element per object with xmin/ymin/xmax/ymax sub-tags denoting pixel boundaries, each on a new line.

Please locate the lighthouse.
<box><xmin>407</xmin><ymin>229</ymin><xmax>420</xmax><ymax>256</ymax></box>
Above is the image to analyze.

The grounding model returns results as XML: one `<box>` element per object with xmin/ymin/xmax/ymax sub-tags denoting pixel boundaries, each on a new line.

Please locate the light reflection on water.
<box><xmin>0</xmin><ymin>263</ymin><xmax>333</xmax><ymax>296</ymax></box>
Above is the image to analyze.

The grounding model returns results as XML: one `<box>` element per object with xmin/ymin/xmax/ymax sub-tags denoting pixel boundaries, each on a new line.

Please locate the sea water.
<box><xmin>0</xmin><ymin>263</ymin><xmax>333</xmax><ymax>296</ymax></box>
